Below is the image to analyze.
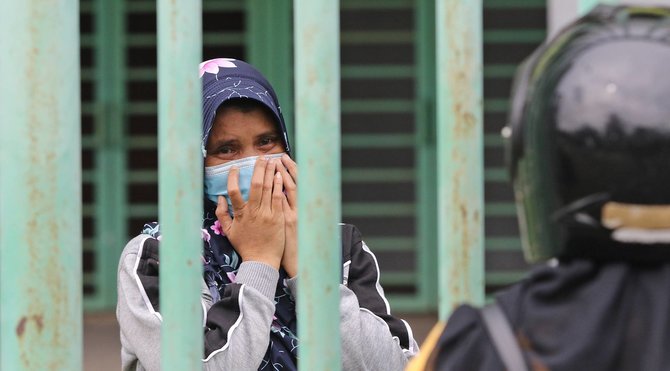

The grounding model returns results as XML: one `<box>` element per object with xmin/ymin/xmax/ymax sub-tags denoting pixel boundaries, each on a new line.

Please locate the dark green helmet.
<box><xmin>506</xmin><ymin>5</ymin><xmax>670</xmax><ymax>263</ymax></box>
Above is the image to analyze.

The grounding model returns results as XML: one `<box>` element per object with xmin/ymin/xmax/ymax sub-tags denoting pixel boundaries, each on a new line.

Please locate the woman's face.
<box><xmin>205</xmin><ymin>106</ymin><xmax>285</xmax><ymax>167</ymax></box>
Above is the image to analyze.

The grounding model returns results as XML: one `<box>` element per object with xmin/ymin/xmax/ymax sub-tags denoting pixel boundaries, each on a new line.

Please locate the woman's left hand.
<box><xmin>277</xmin><ymin>154</ymin><xmax>298</xmax><ymax>277</ymax></box>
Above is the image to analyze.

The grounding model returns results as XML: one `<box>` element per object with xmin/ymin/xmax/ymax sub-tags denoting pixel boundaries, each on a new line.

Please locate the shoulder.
<box><xmin>119</xmin><ymin>234</ymin><xmax>155</xmax><ymax>262</ymax></box>
<box><xmin>118</xmin><ymin>234</ymin><xmax>160</xmax><ymax>279</ymax></box>
<box><xmin>339</xmin><ymin>223</ymin><xmax>362</xmax><ymax>244</ymax></box>
<box><xmin>120</xmin><ymin>234</ymin><xmax>158</xmax><ymax>260</ymax></box>
<box><xmin>339</xmin><ymin>223</ymin><xmax>362</xmax><ymax>262</ymax></box>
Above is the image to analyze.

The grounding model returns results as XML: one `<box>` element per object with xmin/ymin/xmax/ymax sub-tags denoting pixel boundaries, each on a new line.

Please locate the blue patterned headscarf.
<box><xmin>199</xmin><ymin>58</ymin><xmax>291</xmax><ymax>157</ymax></box>
<box><xmin>199</xmin><ymin>58</ymin><xmax>298</xmax><ymax>370</ymax></box>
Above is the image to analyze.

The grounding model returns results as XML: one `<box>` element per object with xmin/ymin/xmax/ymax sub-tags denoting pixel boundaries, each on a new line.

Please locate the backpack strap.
<box><xmin>480</xmin><ymin>302</ymin><xmax>529</xmax><ymax>371</ymax></box>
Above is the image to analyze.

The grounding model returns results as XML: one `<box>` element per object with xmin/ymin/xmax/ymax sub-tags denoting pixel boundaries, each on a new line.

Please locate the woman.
<box><xmin>116</xmin><ymin>58</ymin><xmax>418</xmax><ymax>370</ymax></box>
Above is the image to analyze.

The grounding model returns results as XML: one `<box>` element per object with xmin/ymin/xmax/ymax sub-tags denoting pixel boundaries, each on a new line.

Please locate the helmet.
<box><xmin>506</xmin><ymin>5</ymin><xmax>670</xmax><ymax>263</ymax></box>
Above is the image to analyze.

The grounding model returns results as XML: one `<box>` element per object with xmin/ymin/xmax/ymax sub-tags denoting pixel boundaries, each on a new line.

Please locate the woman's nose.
<box><xmin>239</xmin><ymin>147</ymin><xmax>263</xmax><ymax>159</ymax></box>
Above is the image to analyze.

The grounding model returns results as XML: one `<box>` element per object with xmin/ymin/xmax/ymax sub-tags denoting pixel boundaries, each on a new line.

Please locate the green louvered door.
<box><xmin>340</xmin><ymin>0</ymin><xmax>434</xmax><ymax>311</ymax></box>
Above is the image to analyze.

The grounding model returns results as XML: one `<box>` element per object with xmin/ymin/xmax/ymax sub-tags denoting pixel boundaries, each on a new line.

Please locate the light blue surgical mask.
<box><xmin>204</xmin><ymin>153</ymin><xmax>285</xmax><ymax>215</ymax></box>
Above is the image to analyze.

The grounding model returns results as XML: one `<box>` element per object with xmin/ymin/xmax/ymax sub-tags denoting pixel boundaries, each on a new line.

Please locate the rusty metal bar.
<box><xmin>0</xmin><ymin>0</ymin><xmax>83</xmax><ymax>369</ymax></box>
<box><xmin>157</xmin><ymin>0</ymin><xmax>203</xmax><ymax>369</ymax></box>
<box><xmin>294</xmin><ymin>0</ymin><xmax>342</xmax><ymax>369</ymax></box>
<box><xmin>435</xmin><ymin>0</ymin><xmax>485</xmax><ymax>319</ymax></box>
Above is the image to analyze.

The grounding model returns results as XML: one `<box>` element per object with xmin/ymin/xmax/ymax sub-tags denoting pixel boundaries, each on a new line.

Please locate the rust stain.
<box><xmin>16</xmin><ymin>316</ymin><xmax>28</xmax><ymax>337</ymax></box>
<box><xmin>448</xmin><ymin>154</ymin><xmax>477</xmax><ymax>300</ymax></box>
<box><xmin>46</xmin><ymin>274</ymin><xmax>65</xmax><ymax>353</ymax></box>
<box><xmin>442</xmin><ymin>3</ymin><xmax>479</xmax><ymax>142</ymax></box>
<box><xmin>33</xmin><ymin>314</ymin><xmax>44</xmax><ymax>332</ymax></box>
<box><xmin>15</xmin><ymin>314</ymin><xmax>45</xmax><ymax>338</ymax></box>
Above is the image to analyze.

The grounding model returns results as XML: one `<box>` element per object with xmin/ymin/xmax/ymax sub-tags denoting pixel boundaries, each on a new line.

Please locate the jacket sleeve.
<box><xmin>286</xmin><ymin>225</ymin><xmax>419</xmax><ymax>371</ymax></box>
<box><xmin>202</xmin><ymin>261</ymin><xmax>277</xmax><ymax>370</ymax></box>
<box><xmin>116</xmin><ymin>234</ymin><xmax>278</xmax><ymax>371</ymax></box>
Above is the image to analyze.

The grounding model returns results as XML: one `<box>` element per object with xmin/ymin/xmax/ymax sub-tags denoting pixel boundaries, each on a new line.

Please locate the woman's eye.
<box><xmin>258</xmin><ymin>136</ymin><xmax>278</xmax><ymax>147</ymax></box>
<box><xmin>216</xmin><ymin>146</ymin><xmax>234</xmax><ymax>154</ymax></box>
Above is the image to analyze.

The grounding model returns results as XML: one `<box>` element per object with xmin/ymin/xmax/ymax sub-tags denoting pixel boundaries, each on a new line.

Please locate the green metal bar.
<box><xmin>343</xmin><ymin>202</ymin><xmax>414</xmax><ymax>217</ymax></box>
<box><xmin>0</xmin><ymin>0</ymin><xmax>82</xmax><ymax>369</ymax></box>
<box><xmin>485</xmin><ymin>167</ymin><xmax>509</xmax><ymax>182</ymax></box>
<box><xmin>342</xmin><ymin>133</ymin><xmax>415</xmax><ymax>148</ymax></box>
<box><xmin>341</xmin><ymin>0</ymin><xmax>413</xmax><ymax>9</ymax></box>
<box><xmin>364</xmin><ymin>237</ymin><xmax>416</xmax><ymax>251</ymax></box>
<box><xmin>342</xmin><ymin>168</ymin><xmax>415</xmax><ymax>182</ymax></box>
<box><xmin>157</xmin><ymin>0</ymin><xmax>203</xmax><ymax>369</ymax></box>
<box><xmin>436</xmin><ymin>0</ymin><xmax>485</xmax><ymax>319</ymax></box>
<box><xmin>341</xmin><ymin>30</ymin><xmax>414</xmax><ymax>44</ymax></box>
<box><xmin>342</xmin><ymin>99</ymin><xmax>415</xmax><ymax>113</ymax></box>
<box><xmin>123</xmin><ymin>32</ymin><xmax>245</xmax><ymax>47</ymax></box>
<box><xmin>247</xmin><ymin>0</ymin><xmax>295</xmax><ymax>144</ymax></box>
<box><xmin>294</xmin><ymin>0</ymin><xmax>342</xmax><ymax>368</ymax></box>
<box><xmin>416</xmin><ymin>0</ymin><xmax>439</xmax><ymax>312</ymax></box>
<box><xmin>342</xmin><ymin>65</ymin><xmax>415</xmax><ymax>79</ymax></box>
<box><xmin>386</xmin><ymin>295</ymin><xmax>435</xmax><ymax>312</ymax></box>
<box><xmin>483</xmin><ymin>29</ymin><xmax>546</xmax><ymax>43</ymax></box>
<box><xmin>92</xmin><ymin>0</ymin><xmax>128</xmax><ymax>311</ymax></box>
<box><xmin>486</xmin><ymin>237</ymin><xmax>523</xmax><ymax>251</ymax></box>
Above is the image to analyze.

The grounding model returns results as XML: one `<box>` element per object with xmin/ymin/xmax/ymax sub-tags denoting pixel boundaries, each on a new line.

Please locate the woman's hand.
<box><xmin>277</xmin><ymin>154</ymin><xmax>298</xmax><ymax>277</ymax></box>
<box><xmin>216</xmin><ymin>157</ymin><xmax>285</xmax><ymax>270</ymax></box>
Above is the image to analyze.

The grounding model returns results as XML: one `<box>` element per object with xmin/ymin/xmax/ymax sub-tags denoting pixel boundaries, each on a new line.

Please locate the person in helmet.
<box><xmin>407</xmin><ymin>5</ymin><xmax>670</xmax><ymax>371</ymax></box>
<box><xmin>116</xmin><ymin>58</ymin><xmax>418</xmax><ymax>370</ymax></box>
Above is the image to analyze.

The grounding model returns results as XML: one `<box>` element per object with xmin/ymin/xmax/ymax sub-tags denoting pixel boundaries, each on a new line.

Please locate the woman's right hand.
<box><xmin>215</xmin><ymin>157</ymin><xmax>286</xmax><ymax>270</ymax></box>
